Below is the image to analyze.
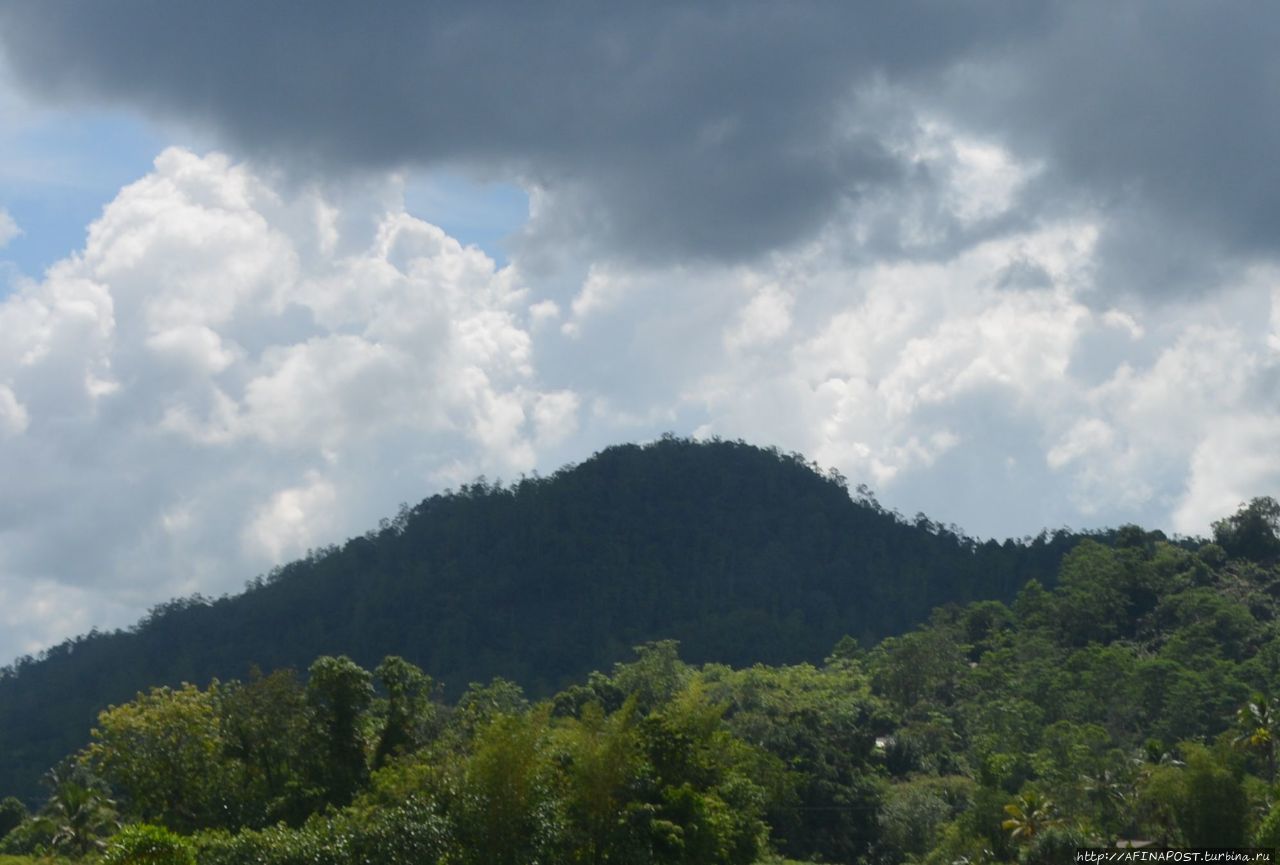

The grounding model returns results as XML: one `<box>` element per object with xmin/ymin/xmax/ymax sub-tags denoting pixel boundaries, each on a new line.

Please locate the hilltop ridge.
<box><xmin>0</xmin><ymin>437</ymin><xmax>1082</xmax><ymax>802</ymax></box>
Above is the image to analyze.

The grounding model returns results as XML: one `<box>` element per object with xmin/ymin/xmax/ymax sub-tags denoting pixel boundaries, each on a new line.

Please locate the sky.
<box><xmin>1</xmin><ymin>1</ymin><xmax>1279</xmax><ymax>663</ymax></box>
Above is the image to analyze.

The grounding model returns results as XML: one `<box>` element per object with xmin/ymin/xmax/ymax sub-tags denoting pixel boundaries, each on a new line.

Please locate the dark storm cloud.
<box><xmin>934</xmin><ymin>2</ymin><xmax>1280</xmax><ymax>287</ymax></box>
<box><xmin>1035</xmin><ymin>5</ymin><xmax>1280</xmax><ymax>254</ymax></box>
<box><xmin>0</xmin><ymin>0</ymin><xmax>1044</xmax><ymax>262</ymax></box>
<box><xmin>4</xmin><ymin>1</ymin><xmax>1279</xmax><ymax>272</ymax></box>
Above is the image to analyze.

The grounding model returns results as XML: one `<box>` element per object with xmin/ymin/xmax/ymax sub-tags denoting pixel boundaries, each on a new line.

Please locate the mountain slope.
<box><xmin>0</xmin><ymin>437</ymin><xmax>1081</xmax><ymax>802</ymax></box>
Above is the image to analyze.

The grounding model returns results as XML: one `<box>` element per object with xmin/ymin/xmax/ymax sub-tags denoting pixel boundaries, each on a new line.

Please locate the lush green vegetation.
<box><xmin>0</xmin><ymin>438</ymin><xmax>1084</xmax><ymax>804</ymax></box>
<box><xmin>4</xmin><ymin>497</ymin><xmax>1280</xmax><ymax>861</ymax></box>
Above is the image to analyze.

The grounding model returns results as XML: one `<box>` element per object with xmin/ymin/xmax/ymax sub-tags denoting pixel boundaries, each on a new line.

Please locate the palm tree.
<box><xmin>1001</xmin><ymin>790</ymin><xmax>1063</xmax><ymax>843</ymax></box>
<box><xmin>1234</xmin><ymin>693</ymin><xmax>1278</xmax><ymax>782</ymax></box>
<box><xmin>41</xmin><ymin>767</ymin><xmax>118</xmax><ymax>856</ymax></box>
<box><xmin>1084</xmin><ymin>765</ymin><xmax>1138</xmax><ymax>841</ymax></box>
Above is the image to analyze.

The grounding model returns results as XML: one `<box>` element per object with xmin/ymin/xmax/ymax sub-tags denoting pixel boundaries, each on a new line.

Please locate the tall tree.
<box><xmin>556</xmin><ymin>699</ymin><xmax>646</xmax><ymax>865</ymax></box>
<box><xmin>216</xmin><ymin>666</ymin><xmax>311</xmax><ymax>825</ymax></box>
<box><xmin>450</xmin><ymin>709</ymin><xmax>562</xmax><ymax>865</ymax></box>
<box><xmin>1213</xmin><ymin>497</ymin><xmax>1280</xmax><ymax>562</ymax></box>
<box><xmin>41</xmin><ymin>766</ymin><xmax>118</xmax><ymax>857</ymax></box>
<box><xmin>85</xmin><ymin>683</ymin><xmax>231</xmax><ymax>831</ymax></box>
<box><xmin>1233</xmin><ymin>693</ymin><xmax>1279</xmax><ymax>782</ymax></box>
<box><xmin>373</xmin><ymin>656</ymin><xmax>437</xmax><ymax>769</ymax></box>
<box><xmin>305</xmin><ymin>655</ymin><xmax>374</xmax><ymax>807</ymax></box>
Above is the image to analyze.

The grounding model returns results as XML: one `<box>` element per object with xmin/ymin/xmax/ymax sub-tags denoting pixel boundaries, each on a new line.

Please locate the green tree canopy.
<box><xmin>1213</xmin><ymin>497</ymin><xmax>1280</xmax><ymax>562</ymax></box>
<box><xmin>305</xmin><ymin>656</ymin><xmax>375</xmax><ymax>808</ymax></box>
<box><xmin>85</xmin><ymin>683</ymin><xmax>231</xmax><ymax>832</ymax></box>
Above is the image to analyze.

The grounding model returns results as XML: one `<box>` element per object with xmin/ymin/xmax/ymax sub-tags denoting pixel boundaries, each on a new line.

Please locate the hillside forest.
<box><xmin>0</xmin><ymin>439</ymin><xmax>1082</xmax><ymax>806</ymax></box>
<box><xmin>2</xmin><ymin>443</ymin><xmax>1280</xmax><ymax>861</ymax></box>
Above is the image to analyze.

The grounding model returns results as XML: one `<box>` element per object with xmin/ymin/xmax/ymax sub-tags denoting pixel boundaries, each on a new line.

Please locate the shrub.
<box><xmin>194</xmin><ymin>798</ymin><xmax>451</xmax><ymax>865</ymax></box>
<box><xmin>102</xmin><ymin>823</ymin><xmax>195</xmax><ymax>865</ymax></box>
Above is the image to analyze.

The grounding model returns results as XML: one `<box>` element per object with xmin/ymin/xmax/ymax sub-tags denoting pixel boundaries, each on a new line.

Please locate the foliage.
<box><xmin>1016</xmin><ymin>823</ymin><xmax>1096</xmax><ymax>865</ymax></box>
<box><xmin>101</xmin><ymin>823</ymin><xmax>194</xmax><ymax>865</ymax></box>
<box><xmin>1234</xmin><ymin>692</ymin><xmax>1279</xmax><ymax>782</ymax></box>
<box><xmin>702</xmin><ymin>660</ymin><xmax>887</xmax><ymax>863</ymax></box>
<box><xmin>40</xmin><ymin>765</ymin><xmax>118</xmax><ymax>856</ymax></box>
<box><xmin>85</xmin><ymin>684</ymin><xmax>229</xmax><ymax>832</ymax></box>
<box><xmin>214</xmin><ymin>666</ymin><xmax>313</xmax><ymax>826</ymax></box>
<box><xmin>0</xmin><ymin>799</ymin><xmax>25</xmax><ymax>841</ymax></box>
<box><xmin>372</xmin><ymin>656</ymin><xmax>438</xmax><ymax>768</ymax></box>
<box><xmin>555</xmin><ymin>699</ymin><xmax>648</xmax><ymax>864</ymax></box>
<box><xmin>450</xmin><ymin>677</ymin><xmax>530</xmax><ymax>741</ymax></box>
<box><xmin>877</xmin><ymin>775</ymin><xmax>975</xmax><ymax>861</ymax></box>
<box><xmin>446</xmin><ymin>709</ymin><xmax>563</xmax><ymax>865</ymax></box>
<box><xmin>304</xmin><ymin>656</ymin><xmax>374</xmax><ymax>808</ymax></box>
<box><xmin>193</xmin><ymin>797</ymin><xmax>452</xmax><ymax>865</ymax></box>
<box><xmin>1136</xmin><ymin>743</ymin><xmax>1248</xmax><ymax>847</ymax></box>
<box><xmin>0</xmin><ymin>818</ymin><xmax>53</xmax><ymax>856</ymax></box>
<box><xmin>4</xmin><ymin>465</ymin><xmax>1280</xmax><ymax>863</ymax></box>
<box><xmin>1001</xmin><ymin>790</ymin><xmax>1063</xmax><ymax>842</ymax></box>
<box><xmin>1213</xmin><ymin>497</ymin><xmax>1280</xmax><ymax>562</ymax></box>
<box><xmin>0</xmin><ymin>438</ymin><xmax>1083</xmax><ymax>803</ymax></box>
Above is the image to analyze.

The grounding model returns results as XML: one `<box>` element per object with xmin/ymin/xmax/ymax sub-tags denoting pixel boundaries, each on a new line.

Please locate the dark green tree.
<box><xmin>703</xmin><ymin>660</ymin><xmax>888</xmax><ymax>863</ymax></box>
<box><xmin>373</xmin><ymin>656</ymin><xmax>437</xmax><ymax>769</ymax></box>
<box><xmin>306</xmin><ymin>655</ymin><xmax>374</xmax><ymax>807</ymax></box>
<box><xmin>41</xmin><ymin>765</ymin><xmax>118</xmax><ymax>857</ymax></box>
<box><xmin>0</xmin><ymin>795</ymin><xmax>26</xmax><ymax>839</ymax></box>
<box><xmin>452</xmin><ymin>677</ymin><xmax>530</xmax><ymax>741</ymax></box>
<box><xmin>216</xmin><ymin>666</ymin><xmax>312</xmax><ymax>825</ymax></box>
<box><xmin>1138</xmin><ymin>744</ymin><xmax>1248</xmax><ymax>846</ymax></box>
<box><xmin>1213</xmin><ymin>497</ymin><xmax>1280</xmax><ymax>562</ymax></box>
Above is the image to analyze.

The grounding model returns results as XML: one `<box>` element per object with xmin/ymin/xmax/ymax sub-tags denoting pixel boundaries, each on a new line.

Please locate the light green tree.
<box><xmin>86</xmin><ymin>682</ymin><xmax>231</xmax><ymax>831</ymax></box>
<box><xmin>556</xmin><ymin>699</ymin><xmax>646</xmax><ymax>865</ymax></box>
<box><xmin>102</xmin><ymin>822</ymin><xmax>195</xmax><ymax>865</ymax></box>
<box><xmin>450</xmin><ymin>708</ymin><xmax>562</xmax><ymax>865</ymax></box>
<box><xmin>1001</xmin><ymin>790</ymin><xmax>1062</xmax><ymax>843</ymax></box>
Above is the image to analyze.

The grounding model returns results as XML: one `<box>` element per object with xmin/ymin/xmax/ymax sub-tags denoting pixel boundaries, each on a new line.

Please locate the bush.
<box><xmin>1018</xmin><ymin>825</ymin><xmax>1096</xmax><ymax>865</ymax></box>
<box><xmin>0</xmin><ymin>819</ymin><xmax>54</xmax><ymax>856</ymax></box>
<box><xmin>0</xmin><ymin>798</ymin><xmax>25</xmax><ymax>840</ymax></box>
<box><xmin>102</xmin><ymin>823</ymin><xmax>195</xmax><ymax>865</ymax></box>
<box><xmin>194</xmin><ymin>798</ymin><xmax>451</xmax><ymax>865</ymax></box>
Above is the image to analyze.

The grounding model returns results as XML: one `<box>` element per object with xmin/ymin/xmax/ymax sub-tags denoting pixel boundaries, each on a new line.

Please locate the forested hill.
<box><xmin>0</xmin><ymin>437</ymin><xmax>1084</xmax><ymax>802</ymax></box>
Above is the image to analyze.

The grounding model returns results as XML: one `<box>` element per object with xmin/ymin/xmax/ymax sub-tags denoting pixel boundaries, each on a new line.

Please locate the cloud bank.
<box><xmin>3</xmin><ymin>2</ymin><xmax>1279</xmax><ymax>278</ymax></box>
<box><xmin>0</xmin><ymin>149</ymin><xmax>570</xmax><ymax>657</ymax></box>
<box><xmin>2</xmin><ymin>144</ymin><xmax>1279</xmax><ymax>663</ymax></box>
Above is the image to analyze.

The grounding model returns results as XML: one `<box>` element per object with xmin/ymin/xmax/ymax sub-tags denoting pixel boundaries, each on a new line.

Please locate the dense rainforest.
<box><xmin>3</xmin><ymin>498</ymin><xmax>1280</xmax><ymax>862</ymax></box>
<box><xmin>0</xmin><ymin>437</ymin><xmax>1084</xmax><ymax>804</ymax></box>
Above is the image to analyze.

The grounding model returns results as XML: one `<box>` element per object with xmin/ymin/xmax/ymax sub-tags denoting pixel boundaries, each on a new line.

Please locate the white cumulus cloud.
<box><xmin>7</xmin><ymin>116</ymin><xmax>1280</xmax><ymax>665</ymax></box>
<box><xmin>0</xmin><ymin>147</ymin><xmax>576</xmax><ymax>661</ymax></box>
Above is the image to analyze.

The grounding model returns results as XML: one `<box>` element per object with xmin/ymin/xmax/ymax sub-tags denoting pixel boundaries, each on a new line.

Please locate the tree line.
<box><xmin>5</xmin><ymin>498</ymin><xmax>1280</xmax><ymax>862</ymax></box>
<box><xmin>0</xmin><ymin>437</ymin><xmax>1083</xmax><ymax>804</ymax></box>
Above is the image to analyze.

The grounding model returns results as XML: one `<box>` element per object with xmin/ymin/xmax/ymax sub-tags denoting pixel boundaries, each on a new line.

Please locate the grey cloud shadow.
<box><xmin>0</xmin><ymin>1</ymin><xmax>1047</xmax><ymax>264</ymax></box>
